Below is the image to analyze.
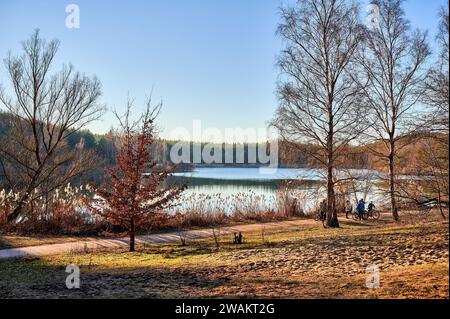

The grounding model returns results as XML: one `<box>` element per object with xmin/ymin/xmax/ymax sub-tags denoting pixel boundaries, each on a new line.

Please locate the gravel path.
<box><xmin>0</xmin><ymin>220</ymin><xmax>306</xmax><ymax>259</ymax></box>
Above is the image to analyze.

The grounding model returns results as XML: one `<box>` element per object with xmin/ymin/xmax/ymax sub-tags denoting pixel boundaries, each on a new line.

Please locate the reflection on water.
<box><xmin>165</xmin><ymin>167</ymin><xmax>411</xmax><ymax>213</ymax></box>
<box><xmin>168</xmin><ymin>168</ymin><xmax>323</xmax><ymax>197</ymax></box>
<box><xmin>167</xmin><ymin>168</ymin><xmax>324</xmax><ymax>213</ymax></box>
<box><xmin>168</xmin><ymin>176</ymin><xmax>282</xmax><ymax>196</ymax></box>
<box><xmin>173</xmin><ymin>167</ymin><xmax>325</xmax><ymax>181</ymax></box>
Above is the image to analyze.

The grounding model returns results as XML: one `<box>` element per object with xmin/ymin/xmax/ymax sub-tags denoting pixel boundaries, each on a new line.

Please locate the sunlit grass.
<box><xmin>1</xmin><ymin>220</ymin><xmax>439</xmax><ymax>270</ymax></box>
<box><xmin>0</xmin><ymin>219</ymin><xmax>447</xmax><ymax>298</ymax></box>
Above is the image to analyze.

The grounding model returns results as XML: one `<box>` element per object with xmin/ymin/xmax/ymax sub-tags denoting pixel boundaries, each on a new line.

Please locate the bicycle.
<box><xmin>352</xmin><ymin>209</ymin><xmax>379</xmax><ymax>220</ymax></box>
<box><xmin>366</xmin><ymin>208</ymin><xmax>380</xmax><ymax>220</ymax></box>
<box><xmin>352</xmin><ymin>210</ymin><xmax>368</xmax><ymax>221</ymax></box>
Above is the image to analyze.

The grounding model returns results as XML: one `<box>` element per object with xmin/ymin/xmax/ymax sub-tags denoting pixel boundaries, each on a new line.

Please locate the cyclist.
<box><xmin>356</xmin><ymin>199</ymin><xmax>365</xmax><ymax>220</ymax></box>
<box><xmin>368</xmin><ymin>201</ymin><xmax>376</xmax><ymax>214</ymax></box>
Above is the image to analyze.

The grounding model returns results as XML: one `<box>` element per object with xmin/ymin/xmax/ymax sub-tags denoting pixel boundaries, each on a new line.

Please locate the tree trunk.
<box><xmin>326</xmin><ymin>133</ymin><xmax>339</xmax><ymax>228</ymax></box>
<box><xmin>8</xmin><ymin>204</ymin><xmax>23</xmax><ymax>222</ymax></box>
<box><xmin>388</xmin><ymin>142</ymin><xmax>399</xmax><ymax>221</ymax></box>
<box><xmin>437</xmin><ymin>185</ymin><xmax>446</xmax><ymax>220</ymax></box>
<box><xmin>8</xmin><ymin>168</ymin><xmax>42</xmax><ymax>221</ymax></box>
<box><xmin>8</xmin><ymin>190</ymin><xmax>31</xmax><ymax>222</ymax></box>
<box><xmin>326</xmin><ymin>164</ymin><xmax>339</xmax><ymax>228</ymax></box>
<box><xmin>129</xmin><ymin>218</ymin><xmax>135</xmax><ymax>252</ymax></box>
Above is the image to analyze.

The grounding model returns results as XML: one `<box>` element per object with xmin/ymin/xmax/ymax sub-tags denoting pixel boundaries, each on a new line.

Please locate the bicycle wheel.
<box><xmin>371</xmin><ymin>210</ymin><xmax>380</xmax><ymax>220</ymax></box>
<box><xmin>352</xmin><ymin>212</ymin><xmax>359</xmax><ymax>221</ymax></box>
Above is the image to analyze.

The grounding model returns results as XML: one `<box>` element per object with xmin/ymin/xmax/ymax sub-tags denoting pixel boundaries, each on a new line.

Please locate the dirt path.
<box><xmin>0</xmin><ymin>219</ymin><xmax>309</xmax><ymax>260</ymax></box>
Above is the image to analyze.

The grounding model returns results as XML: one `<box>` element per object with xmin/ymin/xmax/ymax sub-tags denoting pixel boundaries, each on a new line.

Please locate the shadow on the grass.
<box><xmin>340</xmin><ymin>220</ymin><xmax>373</xmax><ymax>227</ymax></box>
<box><xmin>0</xmin><ymin>254</ymin><xmax>232</xmax><ymax>298</ymax></box>
<box><xmin>0</xmin><ymin>237</ymin><xmax>13</xmax><ymax>250</ymax></box>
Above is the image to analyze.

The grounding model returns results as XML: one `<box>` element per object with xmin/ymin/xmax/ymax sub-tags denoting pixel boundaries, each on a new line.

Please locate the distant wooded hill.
<box><xmin>1</xmin><ymin>112</ymin><xmax>446</xmax><ymax>181</ymax></box>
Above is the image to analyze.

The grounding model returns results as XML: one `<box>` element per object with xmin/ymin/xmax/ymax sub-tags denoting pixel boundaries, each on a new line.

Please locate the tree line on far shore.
<box><xmin>1</xmin><ymin>110</ymin><xmax>443</xmax><ymax>178</ymax></box>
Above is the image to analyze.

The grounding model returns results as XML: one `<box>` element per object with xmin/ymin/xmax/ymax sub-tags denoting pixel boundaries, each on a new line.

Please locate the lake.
<box><xmin>167</xmin><ymin>167</ymin><xmax>386</xmax><ymax>214</ymax></box>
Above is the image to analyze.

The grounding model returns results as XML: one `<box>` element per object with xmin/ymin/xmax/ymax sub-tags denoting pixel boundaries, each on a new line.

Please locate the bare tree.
<box><xmin>175</xmin><ymin>212</ymin><xmax>190</xmax><ymax>246</ymax></box>
<box><xmin>272</xmin><ymin>0</ymin><xmax>365</xmax><ymax>227</ymax></box>
<box><xmin>395</xmin><ymin>138</ymin><xmax>449</xmax><ymax>219</ymax></box>
<box><xmin>0</xmin><ymin>29</ymin><xmax>105</xmax><ymax>222</ymax></box>
<box><xmin>402</xmin><ymin>2</ymin><xmax>449</xmax><ymax>217</ymax></box>
<box><xmin>355</xmin><ymin>0</ymin><xmax>431</xmax><ymax>221</ymax></box>
<box><xmin>423</xmin><ymin>1</ymin><xmax>449</xmax><ymax>132</ymax></box>
<box><xmin>425</xmin><ymin>2</ymin><xmax>449</xmax><ymax>215</ymax></box>
<box><xmin>211</xmin><ymin>211</ymin><xmax>225</xmax><ymax>250</ymax></box>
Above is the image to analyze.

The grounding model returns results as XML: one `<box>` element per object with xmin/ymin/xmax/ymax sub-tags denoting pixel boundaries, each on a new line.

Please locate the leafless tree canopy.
<box><xmin>0</xmin><ymin>29</ymin><xmax>105</xmax><ymax>221</ymax></box>
<box><xmin>437</xmin><ymin>3</ymin><xmax>449</xmax><ymax>65</ymax></box>
<box><xmin>422</xmin><ymin>2</ymin><xmax>449</xmax><ymax>132</ymax></box>
<box><xmin>272</xmin><ymin>0</ymin><xmax>365</xmax><ymax>227</ymax></box>
<box><xmin>404</xmin><ymin>2</ymin><xmax>449</xmax><ymax>217</ymax></box>
<box><xmin>354</xmin><ymin>0</ymin><xmax>431</xmax><ymax>220</ymax></box>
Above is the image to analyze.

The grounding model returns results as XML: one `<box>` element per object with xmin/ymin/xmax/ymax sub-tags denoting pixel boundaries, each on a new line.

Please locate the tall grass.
<box><xmin>1</xmin><ymin>185</ymin><xmax>312</xmax><ymax>235</ymax></box>
<box><xmin>162</xmin><ymin>187</ymin><xmax>310</xmax><ymax>231</ymax></box>
<box><xmin>0</xmin><ymin>184</ymin><xmax>105</xmax><ymax>234</ymax></box>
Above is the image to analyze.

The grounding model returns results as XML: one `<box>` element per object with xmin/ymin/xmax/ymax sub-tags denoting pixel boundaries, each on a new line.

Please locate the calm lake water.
<box><xmin>171</xmin><ymin>167</ymin><xmax>320</xmax><ymax>196</ymax></box>
<box><xmin>167</xmin><ymin>167</ymin><xmax>386</xmax><ymax>213</ymax></box>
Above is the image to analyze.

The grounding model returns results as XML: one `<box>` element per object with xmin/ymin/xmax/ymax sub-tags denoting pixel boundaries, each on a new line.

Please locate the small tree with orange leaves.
<box><xmin>90</xmin><ymin>98</ymin><xmax>185</xmax><ymax>251</ymax></box>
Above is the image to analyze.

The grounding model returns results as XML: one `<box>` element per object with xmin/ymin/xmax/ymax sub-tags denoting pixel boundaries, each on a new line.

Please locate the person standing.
<box><xmin>345</xmin><ymin>200</ymin><xmax>353</xmax><ymax>219</ymax></box>
<box><xmin>356</xmin><ymin>199</ymin><xmax>365</xmax><ymax>220</ymax></box>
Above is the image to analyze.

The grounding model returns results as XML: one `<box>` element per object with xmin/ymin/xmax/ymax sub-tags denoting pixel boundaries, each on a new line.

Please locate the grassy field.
<box><xmin>0</xmin><ymin>213</ymin><xmax>448</xmax><ymax>299</ymax></box>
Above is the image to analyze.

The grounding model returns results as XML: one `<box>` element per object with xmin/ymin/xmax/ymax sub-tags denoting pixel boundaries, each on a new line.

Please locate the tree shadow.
<box><xmin>0</xmin><ymin>237</ymin><xmax>13</xmax><ymax>250</ymax></box>
<box><xmin>0</xmin><ymin>255</ymin><xmax>232</xmax><ymax>298</ymax></box>
<box><xmin>340</xmin><ymin>220</ymin><xmax>373</xmax><ymax>227</ymax></box>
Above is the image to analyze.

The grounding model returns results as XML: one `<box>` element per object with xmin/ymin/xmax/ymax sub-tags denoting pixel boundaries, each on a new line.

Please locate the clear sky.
<box><xmin>0</xmin><ymin>0</ymin><xmax>447</xmax><ymax>142</ymax></box>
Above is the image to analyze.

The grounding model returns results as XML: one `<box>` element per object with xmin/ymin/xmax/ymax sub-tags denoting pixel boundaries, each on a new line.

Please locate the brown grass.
<box><xmin>0</xmin><ymin>212</ymin><xmax>447</xmax><ymax>299</ymax></box>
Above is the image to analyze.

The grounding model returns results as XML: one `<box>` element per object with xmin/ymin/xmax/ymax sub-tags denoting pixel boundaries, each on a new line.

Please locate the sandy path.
<box><xmin>0</xmin><ymin>219</ymin><xmax>308</xmax><ymax>260</ymax></box>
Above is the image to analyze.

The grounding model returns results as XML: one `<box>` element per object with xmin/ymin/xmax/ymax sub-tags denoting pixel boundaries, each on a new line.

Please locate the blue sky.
<box><xmin>0</xmin><ymin>0</ymin><xmax>447</xmax><ymax>141</ymax></box>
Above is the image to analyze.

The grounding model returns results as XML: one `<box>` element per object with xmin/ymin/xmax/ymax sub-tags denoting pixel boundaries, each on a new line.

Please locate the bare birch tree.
<box><xmin>409</xmin><ymin>2</ymin><xmax>449</xmax><ymax>217</ymax></box>
<box><xmin>272</xmin><ymin>0</ymin><xmax>365</xmax><ymax>227</ymax></box>
<box><xmin>0</xmin><ymin>29</ymin><xmax>105</xmax><ymax>222</ymax></box>
<box><xmin>354</xmin><ymin>0</ymin><xmax>431</xmax><ymax>220</ymax></box>
<box><xmin>423</xmin><ymin>1</ymin><xmax>449</xmax><ymax>130</ymax></box>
